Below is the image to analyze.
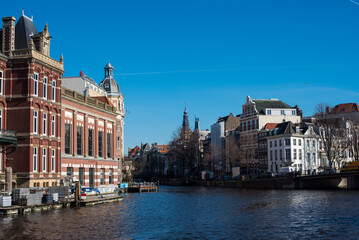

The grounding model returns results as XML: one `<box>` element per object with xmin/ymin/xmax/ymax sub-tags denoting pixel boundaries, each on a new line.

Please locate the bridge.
<box><xmin>296</xmin><ymin>171</ymin><xmax>359</xmax><ymax>189</ymax></box>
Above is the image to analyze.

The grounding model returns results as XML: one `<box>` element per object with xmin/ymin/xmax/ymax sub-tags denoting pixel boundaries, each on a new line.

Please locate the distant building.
<box><xmin>258</xmin><ymin>123</ymin><xmax>278</xmax><ymax>171</ymax></box>
<box><xmin>315</xmin><ymin>103</ymin><xmax>359</xmax><ymax>169</ymax></box>
<box><xmin>239</xmin><ymin>96</ymin><xmax>302</xmax><ymax>172</ymax></box>
<box><xmin>128</xmin><ymin>146</ymin><xmax>140</xmax><ymax>159</ymax></box>
<box><xmin>329</xmin><ymin>103</ymin><xmax>359</xmax><ymax>120</ymax></box>
<box><xmin>225</xmin><ymin>126</ymin><xmax>241</xmax><ymax>177</ymax></box>
<box><xmin>211</xmin><ymin>113</ymin><xmax>240</xmax><ymax>177</ymax></box>
<box><xmin>157</xmin><ymin>144</ymin><xmax>169</xmax><ymax>154</ymax></box>
<box><xmin>61</xmin><ymin>72</ymin><xmax>107</xmax><ymax>97</ymax></box>
<box><xmin>194</xmin><ymin>118</ymin><xmax>210</xmax><ymax>173</ymax></box>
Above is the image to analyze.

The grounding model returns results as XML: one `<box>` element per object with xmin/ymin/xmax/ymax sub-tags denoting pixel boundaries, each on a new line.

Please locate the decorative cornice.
<box><xmin>9</xmin><ymin>49</ymin><xmax>64</xmax><ymax>74</ymax></box>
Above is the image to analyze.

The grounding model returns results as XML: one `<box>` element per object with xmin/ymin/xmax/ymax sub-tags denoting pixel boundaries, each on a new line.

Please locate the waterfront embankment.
<box><xmin>162</xmin><ymin>171</ymin><xmax>359</xmax><ymax>190</ymax></box>
<box><xmin>0</xmin><ymin>195</ymin><xmax>123</xmax><ymax>216</ymax></box>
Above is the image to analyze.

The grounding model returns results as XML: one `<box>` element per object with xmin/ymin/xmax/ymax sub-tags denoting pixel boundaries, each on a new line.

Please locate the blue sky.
<box><xmin>2</xmin><ymin>1</ymin><xmax>359</xmax><ymax>152</ymax></box>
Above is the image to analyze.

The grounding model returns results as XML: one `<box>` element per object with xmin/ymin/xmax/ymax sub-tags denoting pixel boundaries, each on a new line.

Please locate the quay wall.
<box><xmin>197</xmin><ymin>177</ymin><xmax>295</xmax><ymax>189</ymax></box>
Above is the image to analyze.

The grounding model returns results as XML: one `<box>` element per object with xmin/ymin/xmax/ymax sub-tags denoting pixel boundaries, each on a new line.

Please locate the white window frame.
<box><xmin>0</xmin><ymin>70</ymin><xmax>3</xmax><ymax>95</ymax></box>
<box><xmin>43</xmin><ymin>76</ymin><xmax>47</xmax><ymax>99</ymax></box>
<box><xmin>51</xmin><ymin>149</ymin><xmax>55</xmax><ymax>172</ymax></box>
<box><xmin>34</xmin><ymin>73</ymin><xmax>39</xmax><ymax>96</ymax></box>
<box><xmin>51</xmin><ymin>115</ymin><xmax>55</xmax><ymax>137</ymax></box>
<box><xmin>42</xmin><ymin>148</ymin><xmax>47</xmax><ymax>172</ymax></box>
<box><xmin>52</xmin><ymin>80</ymin><xmax>56</xmax><ymax>101</ymax></box>
<box><xmin>43</xmin><ymin>113</ymin><xmax>47</xmax><ymax>135</ymax></box>
<box><xmin>33</xmin><ymin>147</ymin><xmax>38</xmax><ymax>172</ymax></box>
<box><xmin>0</xmin><ymin>109</ymin><xmax>2</xmax><ymax>130</ymax></box>
<box><xmin>33</xmin><ymin>110</ymin><xmax>38</xmax><ymax>134</ymax></box>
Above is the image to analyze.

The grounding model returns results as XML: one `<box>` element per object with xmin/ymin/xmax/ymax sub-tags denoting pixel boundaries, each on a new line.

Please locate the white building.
<box><xmin>211</xmin><ymin>121</ymin><xmax>224</xmax><ymax>173</ymax></box>
<box><xmin>267</xmin><ymin>121</ymin><xmax>321</xmax><ymax>175</ymax></box>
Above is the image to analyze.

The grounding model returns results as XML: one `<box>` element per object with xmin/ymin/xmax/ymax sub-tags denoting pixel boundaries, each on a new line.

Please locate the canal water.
<box><xmin>1</xmin><ymin>186</ymin><xmax>359</xmax><ymax>239</ymax></box>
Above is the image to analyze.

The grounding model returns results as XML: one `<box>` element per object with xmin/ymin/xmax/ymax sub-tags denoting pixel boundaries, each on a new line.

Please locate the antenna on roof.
<box><xmin>22</xmin><ymin>10</ymin><xmax>24</xmax><ymax>16</ymax></box>
<box><xmin>31</xmin><ymin>16</ymin><xmax>33</xmax><ymax>21</ymax></box>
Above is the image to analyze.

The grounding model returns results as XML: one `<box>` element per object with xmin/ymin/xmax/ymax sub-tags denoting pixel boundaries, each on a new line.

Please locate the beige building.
<box><xmin>239</xmin><ymin>96</ymin><xmax>302</xmax><ymax>172</ymax></box>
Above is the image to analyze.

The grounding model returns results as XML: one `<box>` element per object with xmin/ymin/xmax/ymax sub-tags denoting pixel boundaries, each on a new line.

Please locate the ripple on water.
<box><xmin>1</xmin><ymin>187</ymin><xmax>359</xmax><ymax>239</ymax></box>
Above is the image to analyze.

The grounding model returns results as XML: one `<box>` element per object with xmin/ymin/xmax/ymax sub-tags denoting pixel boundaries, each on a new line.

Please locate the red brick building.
<box><xmin>61</xmin><ymin>88</ymin><xmax>119</xmax><ymax>187</ymax></box>
<box><xmin>0</xmin><ymin>13</ymin><xmax>64</xmax><ymax>188</ymax></box>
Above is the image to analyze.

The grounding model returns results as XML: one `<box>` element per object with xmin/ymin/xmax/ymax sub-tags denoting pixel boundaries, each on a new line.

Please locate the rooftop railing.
<box><xmin>62</xmin><ymin>87</ymin><xmax>117</xmax><ymax>113</ymax></box>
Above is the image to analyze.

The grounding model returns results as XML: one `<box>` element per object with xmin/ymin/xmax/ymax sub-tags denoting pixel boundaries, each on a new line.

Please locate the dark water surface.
<box><xmin>1</xmin><ymin>186</ymin><xmax>359</xmax><ymax>239</ymax></box>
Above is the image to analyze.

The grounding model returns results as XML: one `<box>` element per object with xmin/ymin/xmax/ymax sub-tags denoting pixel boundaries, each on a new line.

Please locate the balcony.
<box><xmin>0</xmin><ymin>129</ymin><xmax>17</xmax><ymax>148</ymax></box>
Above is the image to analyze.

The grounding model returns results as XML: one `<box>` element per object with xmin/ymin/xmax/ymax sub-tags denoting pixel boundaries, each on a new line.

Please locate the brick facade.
<box><xmin>61</xmin><ymin>88</ymin><xmax>119</xmax><ymax>187</ymax></box>
<box><xmin>1</xmin><ymin>14</ymin><xmax>64</xmax><ymax>188</ymax></box>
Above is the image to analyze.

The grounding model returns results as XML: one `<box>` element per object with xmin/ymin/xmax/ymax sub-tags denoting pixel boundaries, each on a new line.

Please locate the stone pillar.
<box><xmin>84</xmin><ymin>114</ymin><xmax>88</xmax><ymax>157</ymax></box>
<box><xmin>94</xmin><ymin>118</ymin><xmax>98</xmax><ymax>158</ymax></box>
<box><xmin>5</xmin><ymin>167</ymin><xmax>12</xmax><ymax>193</ymax></box>
<box><xmin>73</xmin><ymin>111</ymin><xmax>77</xmax><ymax>156</ymax></box>
<box><xmin>112</xmin><ymin>122</ymin><xmax>116</xmax><ymax>160</ymax></box>
<box><xmin>104</xmin><ymin>120</ymin><xmax>107</xmax><ymax>159</ymax></box>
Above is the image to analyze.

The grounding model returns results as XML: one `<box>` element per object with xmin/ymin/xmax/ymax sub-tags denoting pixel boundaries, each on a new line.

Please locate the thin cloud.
<box><xmin>114</xmin><ymin>63</ymin><xmax>359</xmax><ymax>76</ymax></box>
<box><xmin>350</xmin><ymin>0</ymin><xmax>359</xmax><ymax>6</ymax></box>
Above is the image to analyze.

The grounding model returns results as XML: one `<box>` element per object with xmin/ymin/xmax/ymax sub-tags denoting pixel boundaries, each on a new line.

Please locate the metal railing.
<box><xmin>0</xmin><ymin>129</ymin><xmax>16</xmax><ymax>138</ymax></box>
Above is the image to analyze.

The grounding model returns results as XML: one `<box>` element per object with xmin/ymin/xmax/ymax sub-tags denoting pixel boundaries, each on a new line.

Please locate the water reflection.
<box><xmin>1</xmin><ymin>187</ymin><xmax>359</xmax><ymax>239</ymax></box>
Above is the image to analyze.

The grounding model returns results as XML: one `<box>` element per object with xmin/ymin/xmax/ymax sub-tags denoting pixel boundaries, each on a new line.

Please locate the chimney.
<box><xmin>2</xmin><ymin>16</ymin><xmax>16</xmax><ymax>56</ymax></box>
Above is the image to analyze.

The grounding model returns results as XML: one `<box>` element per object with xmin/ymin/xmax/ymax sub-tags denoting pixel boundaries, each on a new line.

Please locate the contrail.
<box><xmin>114</xmin><ymin>63</ymin><xmax>359</xmax><ymax>76</ymax></box>
<box><xmin>350</xmin><ymin>0</ymin><xmax>359</xmax><ymax>6</ymax></box>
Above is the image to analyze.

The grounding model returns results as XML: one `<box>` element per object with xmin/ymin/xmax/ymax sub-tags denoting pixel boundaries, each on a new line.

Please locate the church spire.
<box><xmin>195</xmin><ymin>117</ymin><xmax>200</xmax><ymax>131</ymax></box>
<box><xmin>182</xmin><ymin>102</ymin><xmax>189</xmax><ymax>130</ymax></box>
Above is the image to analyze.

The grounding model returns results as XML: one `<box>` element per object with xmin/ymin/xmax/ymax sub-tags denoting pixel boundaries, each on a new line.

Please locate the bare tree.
<box><xmin>345</xmin><ymin>119</ymin><xmax>359</xmax><ymax>162</ymax></box>
<box><xmin>168</xmin><ymin>126</ymin><xmax>197</xmax><ymax>177</ymax></box>
<box><xmin>314</xmin><ymin>103</ymin><xmax>346</xmax><ymax>169</ymax></box>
